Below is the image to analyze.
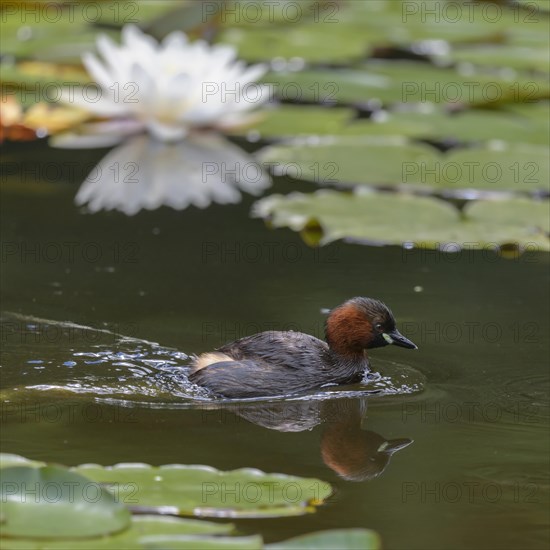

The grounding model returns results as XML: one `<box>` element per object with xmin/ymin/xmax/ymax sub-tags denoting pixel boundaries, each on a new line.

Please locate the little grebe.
<box><xmin>189</xmin><ymin>297</ymin><xmax>417</xmax><ymax>398</ymax></box>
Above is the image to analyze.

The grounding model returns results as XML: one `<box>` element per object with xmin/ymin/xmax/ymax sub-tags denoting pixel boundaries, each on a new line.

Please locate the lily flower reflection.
<box><xmin>60</xmin><ymin>25</ymin><xmax>268</xmax><ymax>143</ymax></box>
<box><xmin>63</xmin><ymin>133</ymin><xmax>271</xmax><ymax>215</ymax></box>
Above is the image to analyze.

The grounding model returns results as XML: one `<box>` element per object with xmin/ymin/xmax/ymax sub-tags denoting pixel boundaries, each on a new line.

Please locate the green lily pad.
<box><xmin>0</xmin><ymin>453</ymin><xmax>45</xmax><ymax>469</ymax></box>
<box><xmin>0</xmin><ymin>515</ymin><xmax>246</xmax><ymax>550</ymax></box>
<box><xmin>0</xmin><ymin>465</ymin><xmax>131</xmax><ymax>538</ymax></box>
<box><xmin>344</xmin><ymin>107</ymin><xmax>549</xmax><ymax>145</ymax></box>
<box><xmin>256</xmin><ymin>136</ymin><xmax>549</xmax><ymax>193</ymax></box>
<box><xmin>229</xmin><ymin>106</ymin><xmax>356</xmax><ymax>138</ymax></box>
<box><xmin>505</xmin><ymin>100</ymin><xmax>550</xmax><ymax>121</ymax></box>
<box><xmin>0</xmin><ymin>62</ymin><xmax>91</xmax><ymax>104</ymax></box>
<box><xmin>366</xmin><ymin>61</ymin><xmax>550</xmax><ymax>106</ymax></box>
<box><xmin>1</xmin><ymin>21</ymin><xmax>113</xmax><ymax>63</ymax></box>
<box><xmin>93</xmin><ymin>1</ymin><xmax>180</xmax><ymax>28</ymax></box>
<box><xmin>465</xmin><ymin>198</ymin><xmax>550</xmax><ymax>242</ymax></box>
<box><xmin>262</xmin><ymin>68</ymin><xmax>395</xmax><ymax>104</ymax></box>
<box><xmin>143</xmin><ymin>1</ymin><xmax>226</xmax><ymax>40</ymax></box>
<box><xmin>257</xmin><ymin>136</ymin><xmax>438</xmax><ymax>188</ymax></box>
<box><xmin>217</xmin><ymin>23</ymin><xmax>372</xmax><ymax>63</ymax></box>
<box><xmin>252</xmin><ymin>190</ymin><xmax>550</xmax><ymax>250</ymax></box>
<box><xmin>138</xmin><ymin>534</ymin><xmax>262</xmax><ymax>550</ymax></box>
<box><xmin>266</xmin><ymin>528</ymin><xmax>381</xmax><ymax>550</ymax></box>
<box><xmin>73</xmin><ymin>463</ymin><xmax>332</xmax><ymax>518</ymax></box>
<box><xmin>263</xmin><ymin>62</ymin><xmax>550</xmax><ymax>107</ymax></box>
<box><xmin>216</xmin><ymin>0</ymin><xmax>321</xmax><ymax>26</ymax></box>
<box><xmin>339</xmin><ymin>0</ymin><xmax>537</xmax><ymax>44</ymax></box>
<box><xmin>439</xmin><ymin>143</ymin><xmax>549</xmax><ymax>192</ymax></box>
<box><xmin>218</xmin><ymin>1</ymin><xmax>541</xmax><ymax>63</ymax></box>
<box><xmin>439</xmin><ymin>44</ymin><xmax>550</xmax><ymax>73</ymax></box>
<box><xmin>513</xmin><ymin>0</ymin><xmax>550</xmax><ymax>13</ymax></box>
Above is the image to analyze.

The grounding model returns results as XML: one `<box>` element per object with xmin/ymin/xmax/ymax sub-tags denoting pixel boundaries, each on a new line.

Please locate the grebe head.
<box><xmin>325</xmin><ymin>297</ymin><xmax>417</xmax><ymax>356</ymax></box>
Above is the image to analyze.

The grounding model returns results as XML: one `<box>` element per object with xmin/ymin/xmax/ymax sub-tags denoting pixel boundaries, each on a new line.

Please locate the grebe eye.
<box><xmin>375</xmin><ymin>323</ymin><xmax>383</xmax><ymax>331</ymax></box>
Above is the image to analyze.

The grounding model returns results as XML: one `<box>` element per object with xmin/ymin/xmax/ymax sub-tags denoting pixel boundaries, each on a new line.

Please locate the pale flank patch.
<box><xmin>193</xmin><ymin>352</ymin><xmax>234</xmax><ymax>372</ymax></box>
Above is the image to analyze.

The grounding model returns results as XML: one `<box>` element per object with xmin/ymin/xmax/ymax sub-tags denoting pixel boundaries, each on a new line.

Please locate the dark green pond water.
<box><xmin>1</xmin><ymin>143</ymin><xmax>549</xmax><ymax>549</ymax></box>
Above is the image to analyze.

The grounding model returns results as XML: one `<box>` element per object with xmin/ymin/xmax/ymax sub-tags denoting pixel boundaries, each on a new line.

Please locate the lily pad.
<box><xmin>256</xmin><ymin>136</ymin><xmax>549</xmax><ymax>193</ymax></box>
<box><xmin>0</xmin><ymin>3</ymin><xmax>124</xmax><ymax>63</ymax></box>
<box><xmin>73</xmin><ymin>463</ymin><xmax>332</xmax><ymax>517</ymax></box>
<box><xmin>365</xmin><ymin>61</ymin><xmax>550</xmax><ymax>106</ymax></box>
<box><xmin>0</xmin><ymin>465</ymin><xmax>131</xmax><ymax>538</ymax></box>
<box><xmin>0</xmin><ymin>515</ymin><xmax>249</xmax><ymax>550</ymax></box>
<box><xmin>1</xmin><ymin>61</ymin><xmax>90</xmax><ymax>91</ymax></box>
<box><xmin>218</xmin><ymin>1</ymin><xmax>541</xmax><ymax>63</ymax></box>
<box><xmin>252</xmin><ymin>190</ymin><xmax>550</xmax><ymax>250</ymax></box>
<box><xmin>217</xmin><ymin>24</ymin><xmax>372</xmax><ymax>63</ymax></box>
<box><xmin>93</xmin><ymin>1</ymin><xmax>179</xmax><ymax>28</ymax></box>
<box><xmin>211</xmin><ymin>0</ymin><xmax>321</xmax><ymax>26</ymax></box>
<box><xmin>228</xmin><ymin>106</ymin><xmax>356</xmax><ymax>138</ymax></box>
<box><xmin>344</xmin><ymin>107</ymin><xmax>549</xmax><ymax>146</ymax></box>
<box><xmin>266</xmin><ymin>528</ymin><xmax>381</xmax><ymax>550</ymax></box>
<box><xmin>263</xmin><ymin>62</ymin><xmax>550</xmax><ymax>106</ymax></box>
<box><xmin>514</xmin><ymin>0</ymin><xmax>550</xmax><ymax>11</ymax></box>
<box><xmin>1</xmin><ymin>28</ymin><xmax>114</xmax><ymax>63</ymax></box>
<box><xmin>505</xmin><ymin>100</ymin><xmax>550</xmax><ymax>121</ymax></box>
<box><xmin>338</xmin><ymin>0</ymin><xmax>535</xmax><ymax>44</ymax></box>
<box><xmin>2</xmin><ymin>526</ymin><xmax>380</xmax><ymax>550</ymax></box>
<box><xmin>137</xmin><ymin>534</ymin><xmax>262</xmax><ymax>550</ymax></box>
<box><xmin>0</xmin><ymin>453</ymin><xmax>46</xmax><ymax>469</ymax></box>
<box><xmin>439</xmin><ymin>143</ymin><xmax>549</xmax><ymax>192</ymax></box>
<box><xmin>262</xmin><ymin>68</ymin><xmax>395</xmax><ymax>104</ymax></box>
<box><xmin>257</xmin><ymin>136</ymin><xmax>438</xmax><ymax>188</ymax></box>
<box><xmin>439</xmin><ymin>44</ymin><xmax>550</xmax><ymax>73</ymax></box>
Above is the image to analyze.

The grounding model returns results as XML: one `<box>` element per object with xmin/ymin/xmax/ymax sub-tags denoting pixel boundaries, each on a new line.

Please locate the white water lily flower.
<box><xmin>63</xmin><ymin>25</ymin><xmax>268</xmax><ymax>143</ymax></box>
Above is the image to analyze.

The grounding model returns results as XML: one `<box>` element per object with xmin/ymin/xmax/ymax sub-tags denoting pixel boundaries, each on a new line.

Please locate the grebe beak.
<box><xmin>378</xmin><ymin>438</ymin><xmax>413</xmax><ymax>454</ymax></box>
<box><xmin>383</xmin><ymin>329</ymin><xmax>418</xmax><ymax>350</ymax></box>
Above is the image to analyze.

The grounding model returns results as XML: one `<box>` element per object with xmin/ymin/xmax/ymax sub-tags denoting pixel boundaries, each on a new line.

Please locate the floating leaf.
<box><xmin>1</xmin><ymin>29</ymin><xmax>114</xmax><ymax>64</ymax></box>
<box><xmin>338</xmin><ymin>0</ymin><xmax>533</xmax><ymax>44</ymax></box>
<box><xmin>253</xmin><ymin>190</ymin><xmax>550</xmax><ymax>250</ymax></box>
<box><xmin>262</xmin><ymin>68</ymin><xmax>394</xmax><ymax>104</ymax></box>
<box><xmin>0</xmin><ymin>6</ymin><xmax>118</xmax><ymax>62</ymax></box>
<box><xmin>22</xmin><ymin>103</ymin><xmax>91</xmax><ymax>134</ymax></box>
<box><xmin>93</xmin><ymin>1</ymin><xmax>178</xmax><ymax>28</ymax></box>
<box><xmin>465</xmin><ymin>198</ymin><xmax>550</xmax><ymax>245</ymax></box>
<box><xmin>505</xmin><ymin>100</ymin><xmax>550</xmax><ymax>121</ymax></box>
<box><xmin>0</xmin><ymin>453</ymin><xmax>45</xmax><ymax>469</ymax></box>
<box><xmin>438</xmin><ymin>44</ymin><xmax>550</xmax><ymax>73</ymax></box>
<box><xmin>514</xmin><ymin>0</ymin><xmax>550</xmax><ymax>11</ymax></box>
<box><xmin>139</xmin><ymin>534</ymin><xmax>263</xmax><ymax>550</ymax></box>
<box><xmin>256</xmin><ymin>136</ymin><xmax>549</xmax><ymax>193</ymax></box>
<box><xmin>218</xmin><ymin>0</ymin><xmax>544</xmax><ymax>63</ymax></box>
<box><xmin>365</xmin><ymin>61</ymin><xmax>550</xmax><ymax>106</ymax></box>
<box><xmin>438</xmin><ymin>143</ymin><xmax>549</xmax><ymax>192</ymax></box>
<box><xmin>0</xmin><ymin>61</ymin><xmax>91</xmax><ymax>113</ymax></box>
<box><xmin>264</xmin><ymin>62</ymin><xmax>550</xmax><ymax>107</ymax></box>
<box><xmin>344</xmin><ymin>107</ymin><xmax>549</xmax><ymax>146</ymax></box>
<box><xmin>0</xmin><ymin>456</ymin><xmax>375</xmax><ymax>549</ymax></box>
<box><xmin>229</xmin><ymin>106</ymin><xmax>356</xmax><ymax>138</ymax></box>
<box><xmin>266</xmin><ymin>528</ymin><xmax>381</xmax><ymax>550</ymax></box>
<box><xmin>0</xmin><ymin>465</ymin><xmax>131</xmax><ymax>538</ymax></box>
<box><xmin>144</xmin><ymin>1</ymin><xmax>226</xmax><ymax>39</ymax></box>
<box><xmin>217</xmin><ymin>24</ymin><xmax>372</xmax><ymax>63</ymax></box>
<box><xmin>73</xmin><ymin>463</ymin><xmax>332</xmax><ymax>518</ymax></box>
<box><xmin>215</xmin><ymin>0</ymin><xmax>327</xmax><ymax>26</ymax></box>
<box><xmin>0</xmin><ymin>515</ymin><xmax>246</xmax><ymax>550</ymax></box>
<box><xmin>257</xmin><ymin>136</ymin><xmax>438</xmax><ymax>188</ymax></box>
